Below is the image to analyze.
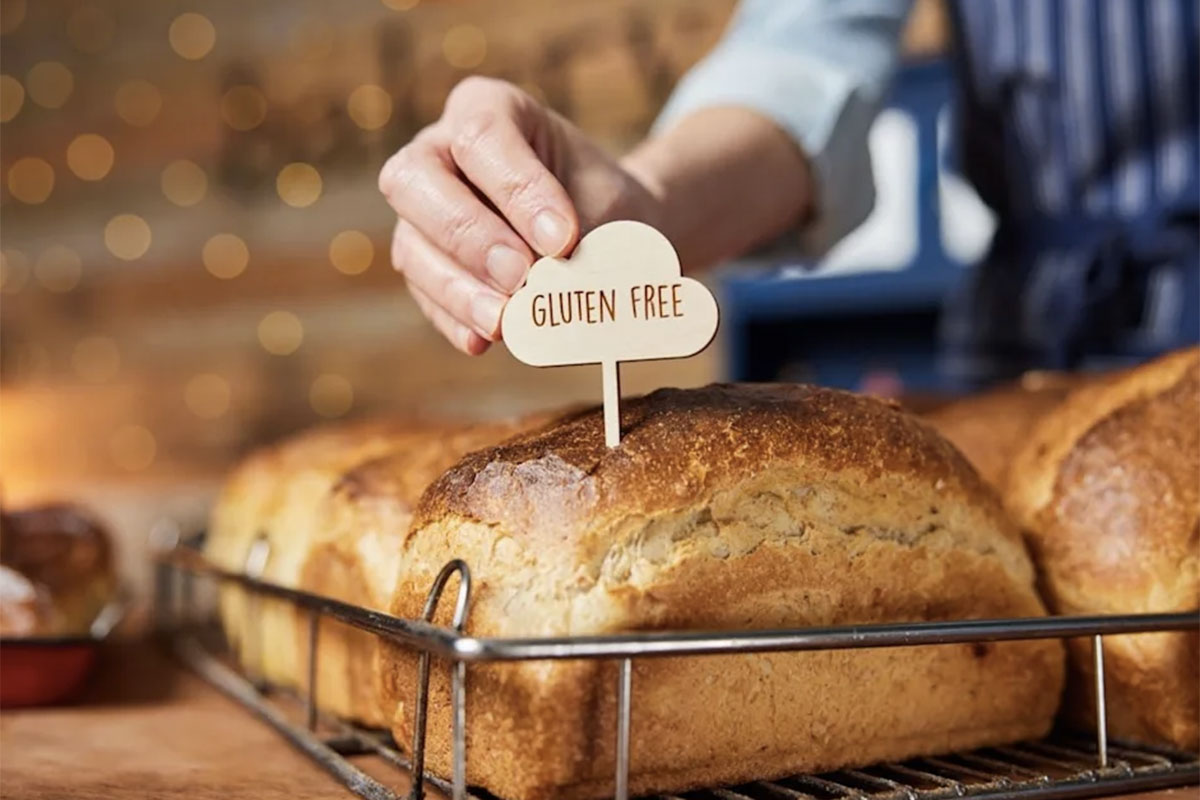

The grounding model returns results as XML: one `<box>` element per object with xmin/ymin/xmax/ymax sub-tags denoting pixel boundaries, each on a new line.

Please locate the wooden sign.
<box><xmin>501</xmin><ymin>220</ymin><xmax>719</xmax><ymax>447</ymax></box>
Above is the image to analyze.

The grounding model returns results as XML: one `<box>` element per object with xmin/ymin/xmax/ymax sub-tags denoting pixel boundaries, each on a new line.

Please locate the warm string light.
<box><xmin>26</xmin><ymin>61</ymin><xmax>74</xmax><ymax>109</ymax></box>
<box><xmin>0</xmin><ymin>0</ymin><xmax>27</xmax><ymax>34</ymax></box>
<box><xmin>114</xmin><ymin>79</ymin><xmax>162</xmax><ymax>126</ymax></box>
<box><xmin>202</xmin><ymin>233</ymin><xmax>249</xmax><ymax>279</ymax></box>
<box><xmin>161</xmin><ymin>160</ymin><xmax>207</xmax><ymax>206</ymax></box>
<box><xmin>309</xmin><ymin>374</ymin><xmax>354</xmax><ymax>418</ymax></box>
<box><xmin>0</xmin><ymin>74</ymin><xmax>24</xmax><ymax>122</ymax></box>
<box><xmin>169</xmin><ymin>12</ymin><xmax>216</xmax><ymax>60</ymax></box>
<box><xmin>104</xmin><ymin>214</ymin><xmax>152</xmax><ymax>260</ymax></box>
<box><xmin>0</xmin><ymin>249</ymin><xmax>30</xmax><ymax>293</ymax></box>
<box><xmin>347</xmin><ymin>84</ymin><xmax>392</xmax><ymax>131</ymax></box>
<box><xmin>276</xmin><ymin>162</ymin><xmax>322</xmax><ymax>208</ymax></box>
<box><xmin>7</xmin><ymin>157</ymin><xmax>54</xmax><ymax>204</ymax></box>
<box><xmin>442</xmin><ymin>24</ymin><xmax>487</xmax><ymax>69</ymax></box>
<box><xmin>66</xmin><ymin>134</ymin><xmax>115</xmax><ymax>181</ymax></box>
<box><xmin>184</xmin><ymin>373</ymin><xmax>231</xmax><ymax>419</ymax></box>
<box><xmin>220</xmin><ymin>85</ymin><xmax>267</xmax><ymax>131</ymax></box>
<box><xmin>257</xmin><ymin>311</ymin><xmax>304</xmax><ymax>355</ymax></box>
<box><xmin>329</xmin><ymin>230</ymin><xmax>374</xmax><ymax>275</ymax></box>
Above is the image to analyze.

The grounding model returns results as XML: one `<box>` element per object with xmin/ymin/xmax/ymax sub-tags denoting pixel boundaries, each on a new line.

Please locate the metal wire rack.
<box><xmin>151</xmin><ymin>524</ymin><xmax>1200</xmax><ymax>800</ymax></box>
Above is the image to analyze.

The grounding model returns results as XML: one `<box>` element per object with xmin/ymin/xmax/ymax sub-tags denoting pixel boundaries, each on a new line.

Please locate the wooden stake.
<box><xmin>602</xmin><ymin>359</ymin><xmax>620</xmax><ymax>448</ymax></box>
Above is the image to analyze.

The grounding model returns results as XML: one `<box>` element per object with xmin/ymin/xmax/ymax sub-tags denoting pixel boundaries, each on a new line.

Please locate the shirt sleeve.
<box><xmin>654</xmin><ymin>0</ymin><xmax>912</xmax><ymax>259</ymax></box>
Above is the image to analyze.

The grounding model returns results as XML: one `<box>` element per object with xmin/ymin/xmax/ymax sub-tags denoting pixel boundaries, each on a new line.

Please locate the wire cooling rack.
<box><xmin>151</xmin><ymin>524</ymin><xmax>1200</xmax><ymax>800</ymax></box>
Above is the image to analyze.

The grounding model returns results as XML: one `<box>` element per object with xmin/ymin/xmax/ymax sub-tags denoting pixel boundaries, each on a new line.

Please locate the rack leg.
<box><xmin>1093</xmin><ymin>634</ymin><xmax>1108</xmax><ymax>767</ymax></box>
<box><xmin>615</xmin><ymin>658</ymin><xmax>632</xmax><ymax>800</ymax></box>
<box><xmin>451</xmin><ymin>660</ymin><xmax>466</xmax><ymax>800</ymax></box>
<box><xmin>307</xmin><ymin>609</ymin><xmax>320</xmax><ymax>732</ymax></box>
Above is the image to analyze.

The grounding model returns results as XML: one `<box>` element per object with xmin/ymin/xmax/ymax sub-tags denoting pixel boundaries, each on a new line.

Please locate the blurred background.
<box><xmin>0</xmin><ymin>0</ymin><xmax>954</xmax><ymax>590</ymax></box>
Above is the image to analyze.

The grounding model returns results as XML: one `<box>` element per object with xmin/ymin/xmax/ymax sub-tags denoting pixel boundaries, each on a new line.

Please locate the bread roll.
<box><xmin>923</xmin><ymin>373</ymin><xmax>1079</xmax><ymax>488</ymax></box>
<box><xmin>206</xmin><ymin>419</ymin><xmax>422</xmax><ymax>689</ymax></box>
<box><xmin>1007</xmin><ymin>347</ymin><xmax>1199</xmax><ymax>751</ymax></box>
<box><xmin>0</xmin><ymin>504</ymin><xmax>115</xmax><ymax>635</ymax></box>
<box><xmin>297</xmin><ymin>416</ymin><xmax>558</xmax><ymax>725</ymax></box>
<box><xmin>376</xmin><ymin>384</ymin><xmax>1064</xmax><ymax>800</ymax></box>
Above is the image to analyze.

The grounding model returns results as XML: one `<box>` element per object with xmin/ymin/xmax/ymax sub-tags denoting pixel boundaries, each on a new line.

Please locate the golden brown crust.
<box><xmin>923</xmin><ymin>374</ymin><xmax>1080</xmax><ymax>488</ymax></box>
<box><xmin>1007</xmin><ymin>347</ymin><xmax>1200</xmax><ymax>750</ymax></box>
<box><xmin>380</xmin><ymin>383</ymin><xmax>1062</xmax><ymax>800</ymax></box>
<box><xmin>299</xmin><ymin>414</ymin><xmax>562</xmax><ymax>723</ymax></box>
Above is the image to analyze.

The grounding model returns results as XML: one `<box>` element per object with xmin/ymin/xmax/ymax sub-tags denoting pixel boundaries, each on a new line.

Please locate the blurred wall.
<box><xmin>0</xmin><ymin>0</ymin><xmax>946</xmax><ymax>521</ymax></box>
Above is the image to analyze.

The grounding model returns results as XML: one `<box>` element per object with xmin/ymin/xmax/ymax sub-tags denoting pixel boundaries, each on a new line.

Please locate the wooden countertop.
<box><xmin>1</xmin><ymin>641</ymin><xmax>1195</xmax><ymax>800</ymax></box>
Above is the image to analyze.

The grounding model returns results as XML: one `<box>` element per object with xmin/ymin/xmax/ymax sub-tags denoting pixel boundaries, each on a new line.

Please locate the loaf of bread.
<box><xmin>923</xmin><ymin>373</ymin><xmax>1079</xmax><ymax>488</ymax></box>
<box><xmin>1007</xmin><ymin>347</ymin><xmax>1199</xmax><ymax>751</ymax></box>
<box><xmin>295</xmin><ymin>416</ymin><xmax>557</xmax><ymax>724</ymax></box>
<box><xmin>206</xmin><ymin>418</ymin><xmax>423</xmax><ymax>690</ymax></box>
<box><xmin>375</xmin><ymin>384</ymin><xmax>1064</xmax><ymax>800</ymax></box>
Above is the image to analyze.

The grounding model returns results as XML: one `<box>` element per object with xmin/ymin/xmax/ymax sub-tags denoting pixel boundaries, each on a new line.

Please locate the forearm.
<box><xmin>622</xmin><ymin>106</ymin><xmax>813</xmax><ymax>273</ymax></box>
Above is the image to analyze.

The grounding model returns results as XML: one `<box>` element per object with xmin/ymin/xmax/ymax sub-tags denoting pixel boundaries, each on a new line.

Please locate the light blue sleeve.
<box><xmin>655</xmin><ymin>0</ymin><xmax>912</xmax><ymax>259</ymax></box>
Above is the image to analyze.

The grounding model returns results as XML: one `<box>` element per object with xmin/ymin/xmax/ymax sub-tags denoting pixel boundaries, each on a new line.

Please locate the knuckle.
<box><xmin>439</xmin><ymin>208</ymin><xmax>479</xmax><ymax>256</ymax></box>
<box><xmin>498</xmin><ymin>168</ymin><xmax>545</xmax><ymax>209</ymax></box>
<box><xmin>450</xmin><ymin>111</ymin><xmax>499</xmax><ymax>159</ymax></box>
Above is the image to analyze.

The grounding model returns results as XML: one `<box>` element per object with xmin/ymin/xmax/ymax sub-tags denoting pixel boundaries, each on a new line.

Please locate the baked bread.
<box><xmin>1007</xmin><ymin>347</ymin><xmax>1200</xmax><ymax>751</ymax></box>
<box><xmin>0</xmin><ymin>504</ymin><xmax>115</xmax><ymax>636</ymax></box>
<box><xmin>206</xmin><ymin>418</ymin><xmax>423</xmax><ymax>689</ymax></box>
<box><xmin>923</xmin><ymin>373</ymin><xmax>1079</xmax><ymax>488</ymax></box>
<box><xmin>377</xmin><ymin>384</ymin><xmax>1064</xmax><ymax>800</ymax></box>
<box><xmin>296</xmin><ymin>416</ymin><xmax>558</xmax><ymax>725</ymax></box>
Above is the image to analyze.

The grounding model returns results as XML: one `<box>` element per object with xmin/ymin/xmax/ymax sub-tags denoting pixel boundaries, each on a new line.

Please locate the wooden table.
<box><xmin>1</xmin><ymin>641</ymin><xmax>1195</xmax><ymax>800</ymax></box>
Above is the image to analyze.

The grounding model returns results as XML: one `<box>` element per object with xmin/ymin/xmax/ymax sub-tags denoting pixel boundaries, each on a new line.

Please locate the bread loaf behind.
<box><xmin>1007</xmin><ymin>347</ymin><xmax>1199</xmax><ymax>750</ymax></box>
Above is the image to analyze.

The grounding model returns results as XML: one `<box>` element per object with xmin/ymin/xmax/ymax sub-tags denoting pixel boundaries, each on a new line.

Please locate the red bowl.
<box><xmin>0</xmin><ymin>637</ymin><xmax>99</xmax><ymax>707</ymax></box>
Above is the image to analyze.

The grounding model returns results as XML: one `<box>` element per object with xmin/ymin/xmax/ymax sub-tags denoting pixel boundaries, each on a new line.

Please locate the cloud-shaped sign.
<box><xmin>501</xmin><ymin>220</ymin><xmax>718</xmax><ymax>367</ymax></box>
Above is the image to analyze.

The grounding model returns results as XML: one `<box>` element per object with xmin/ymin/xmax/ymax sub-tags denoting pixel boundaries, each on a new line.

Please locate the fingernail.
<box><xmin>470</xmin><ymin>291</ymin><xmax>505</xmax><ymax>337</ymax></box>
<box><xmin>485</xmin><ymin>245</ymin><xmax>530</xmax><ymax>292</ymax></box>
<box><xmin>532</xmin><ymin>210</ymin><xmax>570</xmax><ymax>256</ymax></box>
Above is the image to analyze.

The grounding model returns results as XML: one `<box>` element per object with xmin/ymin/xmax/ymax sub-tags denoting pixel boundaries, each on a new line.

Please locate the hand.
<box><xmin>378</xmin><ymin>77</ymin><xmax>662</xmax><ymax>355</ymax></box>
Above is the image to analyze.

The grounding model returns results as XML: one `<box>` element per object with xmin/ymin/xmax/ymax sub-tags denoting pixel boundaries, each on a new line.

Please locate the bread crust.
<box><xmin>1007</xmin><ymin>347</ymin><xmax>1199</xmax><ymax>751</ymax></box>
<box><xmin>378</xmin><ymin>384</ymin><xmax>1063</xmax><ymax>800</ymax></box>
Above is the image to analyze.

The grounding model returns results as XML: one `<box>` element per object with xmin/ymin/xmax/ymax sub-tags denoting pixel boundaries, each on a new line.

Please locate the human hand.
<box><xmin>378</xmin><ymin>77</ymin><xmax>662</xmax><ymax>354</ymax></box>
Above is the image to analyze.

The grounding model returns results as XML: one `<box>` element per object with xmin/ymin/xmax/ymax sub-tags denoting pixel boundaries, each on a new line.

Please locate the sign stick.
<box><xmin>601</xmin><ymin>359</ymin><xmax>620</xmax><ymax>448</ymax></box>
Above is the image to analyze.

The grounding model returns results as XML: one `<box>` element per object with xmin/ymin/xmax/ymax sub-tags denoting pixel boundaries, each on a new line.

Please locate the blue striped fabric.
<box><xmin>943</xmin><ymin>0</ymin><xmax>1200</xmax><ymax>384</ymax></box>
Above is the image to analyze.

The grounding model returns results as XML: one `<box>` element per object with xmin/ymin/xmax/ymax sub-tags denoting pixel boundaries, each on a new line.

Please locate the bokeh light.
<box><xmin>220</xmin><ymin>85</ymin><xmax>267</xmax><ymax>131</ymax></box>
<box><xmin>309</xmin><ymin>374</ymin><xmax>354</xmax><ymax>418</ymax></box>
<box><xmin>0</xmin><ymin>0</ymin><xmax>26</xmax><ymax>34</ymax></box>
<box><xmin>67</xmin><ymin>5</ymin><xmax>116</xmax><ymax>54</ymax></box>
<box><xmin>104</xmin><ymin>214</ymin><xmax>152</xmax><ymax>260</ymax></box>
<box><xmin>0</xmin><ymin>74</ymin><xmax>24</xmax><ymax>122</ymax></box>
<box><xmin>257</xmin><ymin>310</ymin><xmax>304</xmax><ymax>355</ymax></box>
<box><xmin>71</xmin><ymin>336</ymin><xmax>120</xmax><ymax>382</ymax></box>
<box><xmin>0</xmin><ymin>249</ymin><xmax>30</xmax><ymax>293</ymax></box>
<box><xmin>7</xmin><ymin>157</ymin><xmax>54</xmax><ymax>204</ymax></box>
<box><xmin>329</xmin><ymin>230</ymin><xmax>374</xmax><ymax>275</ymax></box>
<box><xmin>276</xmin><ymin>162</ymin><xmax>322</xmax><ymax>208</ymax></box>
<box><xmin>34</xmin><ymin>245</ymin><xmax>83</xmax><ymax>292</ymax></box>
<box><xmin>381</xmin><ymin>0</ymin><xmax>419</xmax><ymax>10</ymax></box>
<box><xmin>67</xmin><ymin>133</ymin><xmax>115</xmax><ymax>181</ymax></box>
<box><xmin>161</xmin><ymin>159</ymin><xmax>207</xmax><ymax>206</ymax></box>
<box><xmin>184</xmin><ymin>373</ymin><xmax>231</xmax><ymax>419</ymax></box>
<box><xmin>109</xmin><ymin>425</ymin><xmax>156</xmax><ymax>471</ymax></box>
<box><xmin>114</xmin><ymin>79</ymin><xmax>162</xmax><ymax>126</ymax></box>
<box><xmin>168</xmin><ymin>12</ymin><xmax>216</xmax><ymax>60</ymax></box>
<box><xmin>347</xmin><ymin>84</ymin><xmax>392</xmax><ymax>131</ymax></box>
<box><xmin>26</xmin><ymin>61</ymin><xmax>74</xmax><ymax>108</ymax></box>
<box><xmin>202</xmin><ymin>233</ymin><xmax>249</xmax><ymax>279</ymax></box>
<box><xmin>442</xmin><ymin>24</ymin><xmax>487</xmax><ymax>69</ymax></box>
